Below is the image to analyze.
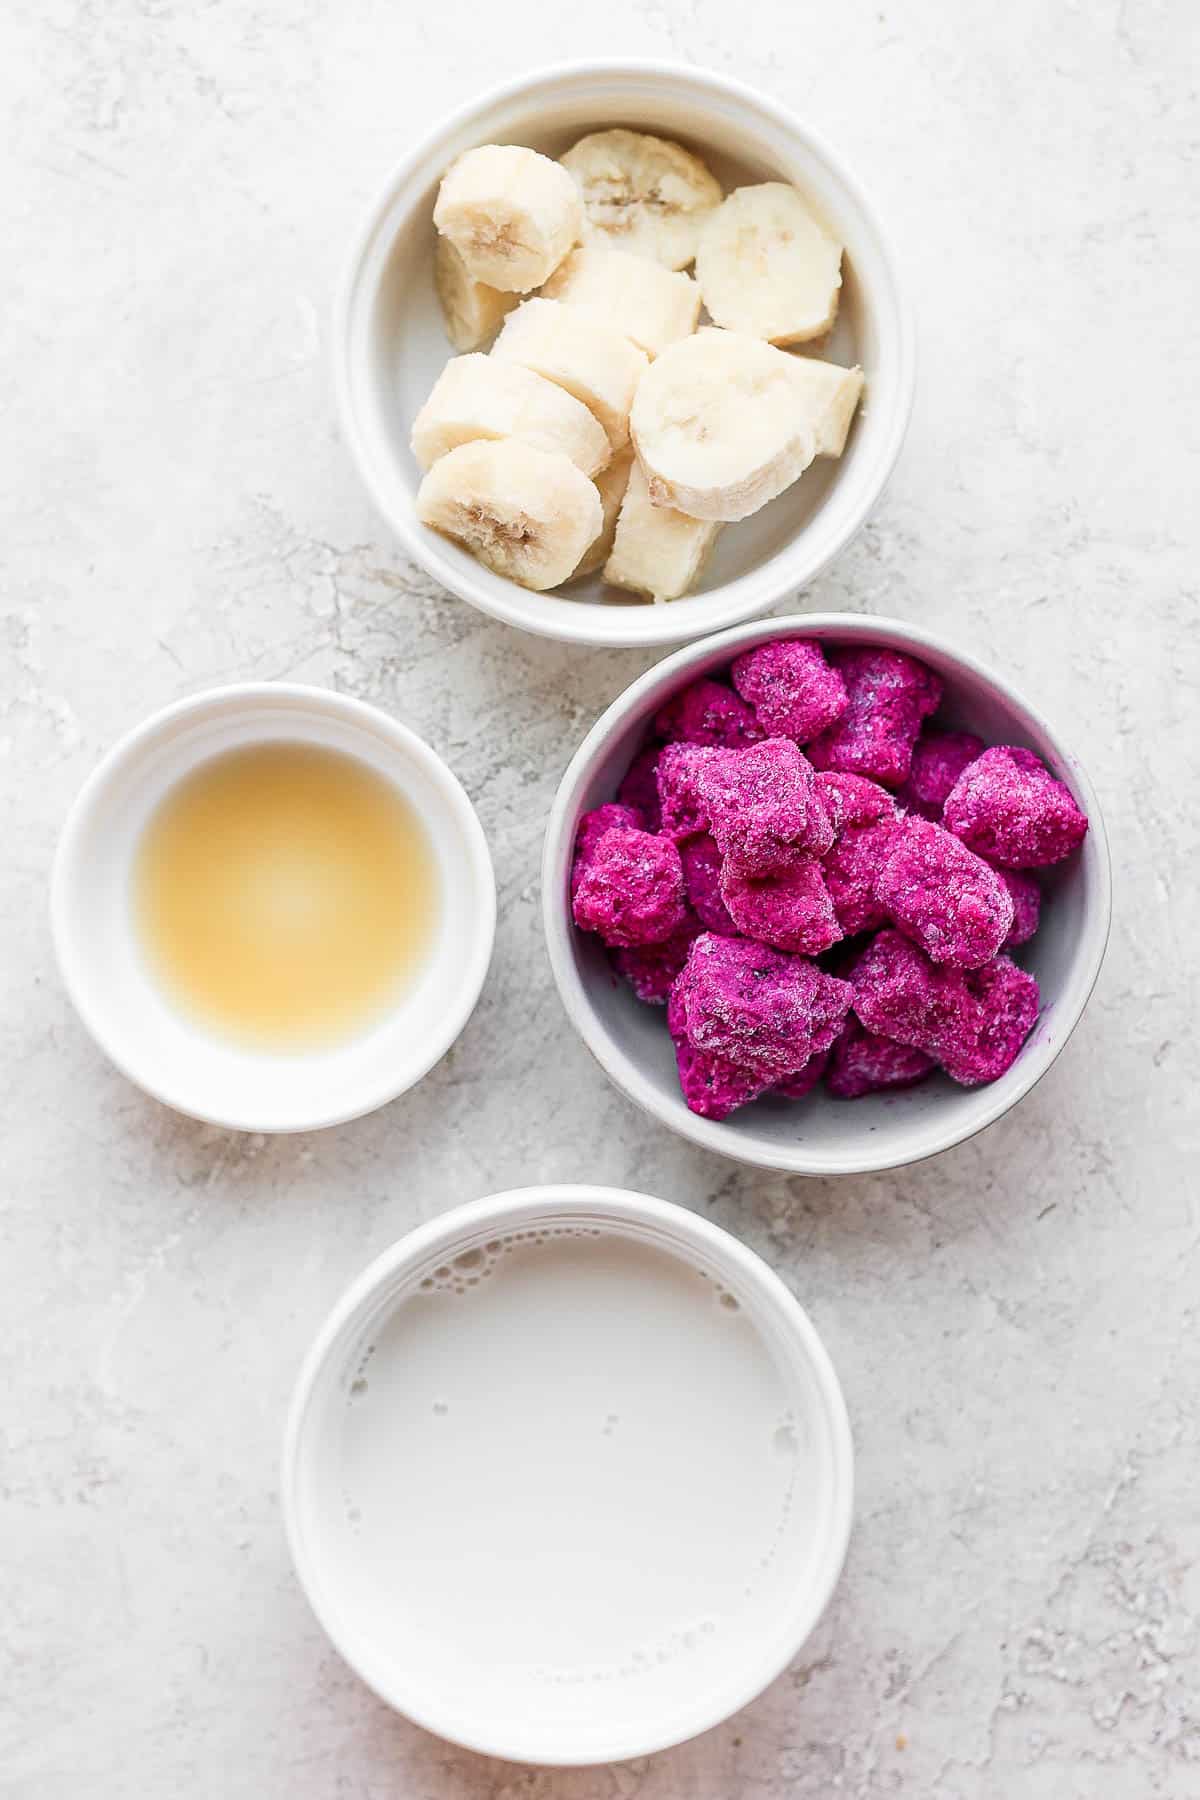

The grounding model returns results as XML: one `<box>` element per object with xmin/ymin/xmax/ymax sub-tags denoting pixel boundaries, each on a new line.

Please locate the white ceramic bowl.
<box><xmin>51</xmin><ymin>684</ymin><xmax>495</xmax><ymax>1133</ymax></box>
<box><xmin>542</xmin><ymin>615</ymin><xmax>1112</xmax><ymax>1175</ymax></box>
<box><xmin>335</xmin><ymin>61</ymin><xmax>914</xmax><ymax>649</ymax></box>
<box><xmin>282</xmin><ymin>1184</ymin><xmax>853</xmax><ymax>1764</ymax></box>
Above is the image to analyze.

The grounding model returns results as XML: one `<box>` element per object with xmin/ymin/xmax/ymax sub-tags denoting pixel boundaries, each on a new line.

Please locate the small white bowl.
<box><xmin>51</xmin><ymin>684</ymin><xmax>495</xmax><ymax>1133</ymax></box>
<box><xmin>335</xmin><ymin>60</ymin><xmax>914</xmax><ymax>649</ymax></box>
<box><xmin>542</xmin><ymin>615</ymin><xmax>1112</xmax><ymax>1175</ymax></box>
<box><xmin>282</xmin><ymin>1184</ymin><xmax>853</xmax><ymax>1765</ymax></box>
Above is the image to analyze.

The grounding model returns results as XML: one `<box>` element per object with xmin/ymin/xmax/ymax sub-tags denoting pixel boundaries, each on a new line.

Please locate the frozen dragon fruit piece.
<box><xmin>998</xmin><ymin>868</ymin><xmax>1041</xmax><ymax>948</ymax></box>
<box><xmin>679</xmin><ymin>833</ymin><xmax>736</xmax><ymax>934</ymax></box>
<box><xmin>671</xmin><ymin>1034</ymin><xmax>774</xmax><ymax>1121</ymax></box>
<box><xmin>665</xmin><ymin>977</ymin><xmax>771</xmax><ymax>1119</ymax></box>
<box><xmin>850</xmin><ymin>928</ymin><xmax>964</xmax><ymax>1049</ymax></box>
<box><xmin>807</xmin><ymin>647</ymin><xmax>942</xmax><ymax>788</ymax></box>
<box><xmin>950</xmin><ymin>956</ymin><xmax>1041</xmax><ymax>1085</ymax></box>
<box><xmin>674</xmin><ymin>932</ymin><xmax>852</xmax><ymax>1080</ymax></box>
<box><xmin>654</xmin><ymin>678</ymin><xmax>763</xmax><ymax>749</ymax></box>
<box><xmin>850</xmin><ymin>928</ymin><xmax>1039</xmax><ymax>1086</ymax></box>
<box><xmin>874</xmin><ymin>815</ymin><xmax>1015</xmax><ymax>969</ymax></box>
<box><xmin>656</xmin><ymin>742</ymin><xmax>721</xmax><ymax>840</ymax></box>
<box><xmin>571</xmin><ymin>802</ymin><xmax>644</xmax><ymax>895</ymax></box>
<box><xmin>817</xmin><ymin>771</ymin><xmax>900</xmax><ymax>936</ymax></box>
<box><xmin>825</xmin><ymin>1015</ymin><xmax>936</xmax><ymax>1099</ymax></box>
<box><xmin>698</xmin><ymin>737</ymin><xmax>830</xmax><ymax>877</ymax></box>
<box><xmin>895</xmin><ymin>729</ymin><xmax>984</xmax><ymax>820</ymax></box>
<box><xmin>572</xmin><ymin>825</ymin><xmax>687</xmax><ymax>948</ymax></box>
<box><xmin>720</xmin><ymin>851</ymin><xmax>842</xmax><ymax>956</ymax></box>
<box><xmin>730</xmin><ymin>639</ymin><xmax>848</xmax><ymax>744</ymax></box>
<box><xmin>616</xmin><ymin>743</ymin><xmax>664</xmax><ymax>832</ymax></box>
<box><xmin>943</xmin><ymin>745</ymin><xmax>1088</xmax><ymax>868</ymax></box>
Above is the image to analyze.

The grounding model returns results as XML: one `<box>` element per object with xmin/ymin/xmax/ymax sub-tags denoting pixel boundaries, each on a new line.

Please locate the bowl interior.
<box><xmin>544</xmin><ymin>619</ymin><xmax>1110</xmax><ymax>1174</ymax></box>
<box><xmin>53</xmin><ymin>688</ymin><xmax>494</xmax><ymax>1132</ymax></box>
<box><xmin>284</xmin><ymin>1187</ymin><xmax>851</xmax><ymax>1763</ymax></box>
<box><xmin>340</xmin><ymin>66</ymin><xmax>910</xmax><ymax>644</ymax></box>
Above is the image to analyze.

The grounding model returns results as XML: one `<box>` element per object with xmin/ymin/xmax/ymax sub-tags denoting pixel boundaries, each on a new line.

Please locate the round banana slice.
<box><xmin>630</xmin><ymin>328</ymin><xmax>817</xmax><ymax>522</ymax></box>
<box><xmin>604</xmin><ymin>459</ymin><xmax>719</xmax><ymax>603</ymax></box>
<box><xmin>541</xmin><ymin>247</ymin><xmax>700</xmax><ymax>358</ymax></box>
<box><xmin>571</xmin><ymin>447</ymin><xmax>634</xmax><ymax>580</ymax></box>
<box><xmin>416</xmin><ymin>439</ymin><xmax>603</xmax><ymax>591</ymax></box>
<box><xmin>695</xmin><ymin>183</ymin><xmax>844</xmax><ymax>345</ymax></box>
<box><xmin>561</xmin><ymin>129</ymin><xmax>722</xmax><ymax>270</ymax></box>
<box><xmin>787</xmin><ymin>356</ymin><xmax>865</xmax><ymax>458</ymax></box>
<box><xmin>433</xmin><ymin>144</ymin><xmax>583</xmax><ymax>293</ymax></box>
<box><xmin>411</xmin><ymin>354</ymin><xmax>611</xmax><ymax>477</ymax></box>
<box><xmin>491</xmin><ymin>298</ymin><xmax>648</xmax><ymax>451</ymax></box>
<box><xmin>434</xmin><ymin>235</ymin><xmax>518</xmax><ymax>352</ymax></box>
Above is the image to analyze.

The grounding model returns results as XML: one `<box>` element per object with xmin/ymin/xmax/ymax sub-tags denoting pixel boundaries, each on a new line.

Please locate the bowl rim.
<box><xmin>280</xmin><ymin>1182</ymin><xmax>855</xmax><ymax>1764</ymax></box>
<box><xmin>332</xmin><ymin>58</ymin><xmax>917</xmax><ymax>649</ymax></box>
<box><xmin>541</xmin><ymin>612</ymin><xmax>1113</xmax><ymax>1175</ymax></box>
<box><xmin>49</xmin><ymin>681</ymin><xmax>497</xmax><ymax>1133</ymax></box>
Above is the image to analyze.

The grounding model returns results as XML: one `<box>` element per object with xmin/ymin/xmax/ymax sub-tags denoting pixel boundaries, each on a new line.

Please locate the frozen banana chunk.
<box><xmin>572</xmin><ymin>448</ymin><xmax>634</xmax><ymax>580</ymax></box>
<box><xmin>434</xmin><ymin>235</ymin><xmax>518</xmax><ymax>352</ymax></box>
<box><xmin>605</xmin><ymin>459</ymin><xmax>720</xmax><ymax>603</ymax></box>
<box><xmin>561</xmin><ymin>128</ymin><xmax>722</xmax><ymax>270</ymax></box>
<box><xmin>434</xmin><ymin>144</ymin><xmax>583</xmax><ymax>293</ymax></box>
<box><xmin>630</xmin><ymin>328</ymin><xmax>816</xmax><ymax>522</ymax></box>
<box><xmin>787</xmin><ymin>357</ymin><xmax>865</xmax><ymax>457</ymax></box>
<box><xmin>541</xmin><ymin>247</ymin><xmax>700</xmax><ymax>358</ymax></box>
<box><xmin>696</xmin><ymin>182</ymin><xmax>843</xmax><ymax>345</ymax></box>
<box><xmin>492</xmin><ymin>298</ymin><xmax>647</xmax><ymax>451</ymax></box>
<box><xmin>416</xmin><ymin>438</ymin><xmax>602</xmax><ymax>591</ymax></box>
<box><xmin>411</xmin><ymin>354</ymin><xmax>610</xmax><ymax>476</ymax></box>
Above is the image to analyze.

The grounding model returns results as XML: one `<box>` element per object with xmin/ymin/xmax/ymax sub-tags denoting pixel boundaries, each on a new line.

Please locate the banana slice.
<box><xmin>491</xmin><ymin>298</ymin><xmax>648</xmax><ymax>451</ymax></box>
<box><xmin>630</xmin><ymin>328</ymin><xmax>817</xmax><ymax>522</ymax></box>
<box><xmin>433</xmin><ymin>144</ymin><xmax>583</xmax><ymax>293</ymax></box>
<box><xmin>572</xmin><ymin>448</ymin><xmax>634</xmax><ymax>579</ymax></box>
<box><xmin>561</xmin><ymin>129</ymin><xmax>722</xmax><ymax>270</ymax></box>
<box><xmin>434</xmin><ymin>235</ymin><xmax>518</xmax><ymax>352</ymax></box>
<box><xmin>411</xmin><ymin>354</ymin><xmax>610</xmax><ymax>477</ymax></box>
<box><xmin>416</xmin><ymin>439</ymin><xmax>602</xmax><ymax>591</ymax></box>
<box><xmin>541</xmin><ymin>247</ymin><xmax>700</xmax><ymax>358</ymax></box>
<box><xmin>605</xmin><ymin>459</ymin><xmax>719</xmax><ymax>603</ymax></box>
<box><xmin>695</xmin><ymin>183</ymin><xmax>843</xmax><ymax>345</ymax></box>
<box><xmin>787</xmin><ymin>357</ymin><xmax>865</xmax><ymax>457</ymax></box>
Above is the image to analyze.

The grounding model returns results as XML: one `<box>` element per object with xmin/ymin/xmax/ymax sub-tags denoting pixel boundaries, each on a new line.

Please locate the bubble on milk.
<box><xmin>407</xmin><ymin>1222</ymin><xmax>618</xmax><ymax>1300</ymax></box>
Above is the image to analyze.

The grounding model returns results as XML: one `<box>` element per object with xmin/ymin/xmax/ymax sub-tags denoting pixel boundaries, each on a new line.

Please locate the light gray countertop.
<box><xmin>3</xmin><ymin>2</ymin><xmax>1197</xmax><ymax>1795</ymax></box>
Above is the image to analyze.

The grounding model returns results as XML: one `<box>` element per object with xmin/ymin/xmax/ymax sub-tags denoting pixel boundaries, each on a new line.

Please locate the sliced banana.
<box><xmin>416</xmin><ymin>439</ymin><xmax>602</xmax><ymax>591</ymax></box>
<box><xmin>541</xmin><ymin>246</ymin><xmax>700</xmax><ymax>358</ymax></box>
<box><xmin>571</xmin><ymin>447</ymin><xmax>634</xmax><ymax>580</ymax></box>
<box><xmin>561</xmin><ymin>129</ymin><xmax>722</xmax><ymax>270</ymax></box>
<box><xmin>787</xmin><ymin>356</ymin><xmax>865</xmax><ymax>457</ymax></box>
<box><xmin>695</xmin><ymin>182</ymin><xmax>843</xmax><ymax>345</ymax></box>
<box><xmin>491</xmin><ymin>298</ymin><xmax>648</xmax><ymax>451</ymax></box>
<box><xmin>433</xmin><ymin>144</ymin><xmax>583</xmax><ymax>293</ymax></box>
<box><xmin>433</xmin><ymin>235</ymin><xmax>518</xmax><ymax>352</ymax></box>
<box><xmin>605</xmin><ymin>459</ymin><xmax>719</xmax><ymax>603</ymax></box>
<box><xmin>411</xmin><ymin>354</ymin><xmax>610</xmax><ymax>477</ymax></box>
<box><xmin>630</xmin><ymin>328</ymin><xmax>817</xmax><ymax>522</ymax></box>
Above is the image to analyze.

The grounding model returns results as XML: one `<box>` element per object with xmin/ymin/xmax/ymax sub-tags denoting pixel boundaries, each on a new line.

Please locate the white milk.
<box><xmin>318</xmin><ymin>1225</ymin><xmax>821</xmax><ymax>1696</ymax></box>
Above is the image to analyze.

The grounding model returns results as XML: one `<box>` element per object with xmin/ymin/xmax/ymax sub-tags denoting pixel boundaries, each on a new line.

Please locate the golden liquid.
<box><xmin>135</xmin><ymin>742</ymin><xmax>439</xmax><ymax>1050</ymax></box>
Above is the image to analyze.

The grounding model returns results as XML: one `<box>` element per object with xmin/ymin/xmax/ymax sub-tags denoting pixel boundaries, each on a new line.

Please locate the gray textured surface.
<box><xmin>3</xmin><ymin>2</ymin><xmax>1198</xmax><ymax>1795</ymax></box>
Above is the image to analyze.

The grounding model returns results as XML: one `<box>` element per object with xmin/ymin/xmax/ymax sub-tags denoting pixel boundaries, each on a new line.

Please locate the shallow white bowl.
<box><xmin>335</xmin><ymin>60</ymin><xmax>914</xmax><ymax>648</ymax></box>
<box><xmin>542</xmin><ymin>615</ymin><xmax>1112</xmax><ymax>1175</ymax></box>
<box><xmin>51</xmin><ymin>684</ymin><xmax>495</xmax><ymax>1133</ymax></box>
<box><xmin>282</xmin><ymin>1184</ymin><xmax>853</xmax><ymax>1764</ymax></box>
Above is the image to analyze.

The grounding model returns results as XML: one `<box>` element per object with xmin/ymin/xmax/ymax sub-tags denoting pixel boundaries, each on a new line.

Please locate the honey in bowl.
<box><xmin>134</xmin><ymin>742</ymin><xmax>439</xmax><ymax>1050</ymax></box>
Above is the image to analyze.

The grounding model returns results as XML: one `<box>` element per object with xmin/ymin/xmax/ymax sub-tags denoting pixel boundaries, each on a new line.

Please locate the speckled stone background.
<box><xmin>3</xmin><ymin>1</ymin><xmax>1198</xmax><ymax>1794</ymax></box>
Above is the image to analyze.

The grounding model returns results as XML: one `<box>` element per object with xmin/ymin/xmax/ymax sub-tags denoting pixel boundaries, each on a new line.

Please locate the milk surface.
<box><xmin>328</xmin><ymin>1225</ymin><xmax>811</xmax><ymax>1679</ymax></box>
